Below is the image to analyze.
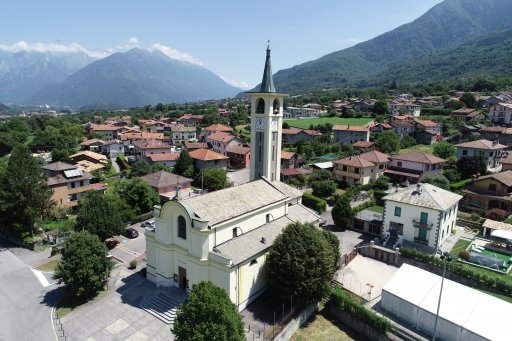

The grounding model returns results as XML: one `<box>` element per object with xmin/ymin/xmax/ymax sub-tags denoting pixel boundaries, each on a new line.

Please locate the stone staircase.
<box><xmin>140</xmin><ymin>288</ymin><xmax>186</xmax><ymax>325</ymax></box>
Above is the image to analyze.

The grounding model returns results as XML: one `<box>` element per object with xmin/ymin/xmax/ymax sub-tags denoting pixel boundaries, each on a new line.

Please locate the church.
<box><xmin>145</xmin><ymin>46</ymin><xmax>320</xmax><ymax>311</ymax></box>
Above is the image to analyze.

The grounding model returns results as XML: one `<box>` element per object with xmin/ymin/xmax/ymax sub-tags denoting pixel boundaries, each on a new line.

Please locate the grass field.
<box><xmin>449</xmin><ymin>239</ymin><xmax>471</xmax><ymax>257</ymax></box>
<box><xmin>285</xmin><ymin>117</ymin><xmax>373</xmax><ymax>129</ymax></box>
<box><xmin>398</xmin><ymin>144</ymin><xmax>435</xmax><ymax>155</ymax></box>
<box><xmin>290</xmin><ymin>308</ymin><xmax>363</xmax><ymax>341</ymax></box>
<box><xmin>36</xmin><ymin>258</ymin><xmax>60</xmax><ymax>272</ymax></box>
<box><xmin>56</xmin><ymin>290</ymin><xmax>109</xmax><ymax>317</ymax></box>
<box><xmin>367</xmin><ymin>205</ymin><xmax>384</xmax><ymax>213</ymax></box>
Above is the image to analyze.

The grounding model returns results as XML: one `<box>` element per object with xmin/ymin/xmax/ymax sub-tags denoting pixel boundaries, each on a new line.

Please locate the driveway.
<box><xmin>109</xmin><ymin>222</ymin><xmax>147</xmax><ymax>264</ymax></box>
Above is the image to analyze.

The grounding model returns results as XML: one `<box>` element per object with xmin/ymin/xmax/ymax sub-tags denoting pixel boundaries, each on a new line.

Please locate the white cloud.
<box><xmin>335</xmin><ymin>37</ymin><xmax>363</xmax><ymax>45</ymax></box>
<box><xmin>128</xmin><ymin>37</ymin><xmax>139</xmax><ymax>45</ymax></box>
<box><xmin>220</xmin><ymin>76</ymin><xmax>252</xmax><ymax>90</ymax></box>
<box><xmin>150</xmin><ymin>43</ymin><xmax>203</xmax><ymax>65</ymax></box>
<box><xmin>116</xmin><ymin>36</ymin><xmax>140</xmax><ymax>50</ymax></box>
<box><xmin>0</xmin><ymin>41</ymin><xmax>109</xmax><ymax>59</ymax></box>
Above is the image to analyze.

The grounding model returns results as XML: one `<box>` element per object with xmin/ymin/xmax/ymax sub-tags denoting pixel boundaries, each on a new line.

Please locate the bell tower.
<box><xmin>247</xmin><ymin>44</ymin><xmax>287</xmax><ymax>182</ymax></box>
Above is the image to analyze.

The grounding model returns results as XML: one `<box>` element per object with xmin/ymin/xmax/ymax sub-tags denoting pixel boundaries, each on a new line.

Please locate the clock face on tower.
<box><xmin>271</xmin><ymin>118</ymin><xmax>278</xmax><ymax>130</ymax></box>
<box><xmin>256</xmin><ymin>118</ymin><xmax>265</xmax><ymax>129</ymax></box>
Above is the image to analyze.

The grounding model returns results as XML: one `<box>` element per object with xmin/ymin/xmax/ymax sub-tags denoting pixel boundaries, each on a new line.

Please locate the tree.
<box><xmin>421</xmin><ymin>174</ymin><xmax>450</xmax><ymax>190</ymax></box>
<box><xmin>0</xmin><ymin>144</ymin><xmax>54</xmax><ymax>237</ymax></box>
<box><xmin>375</xmin><ymin>131</ymin><xmax>401</xmax><ymax>154</ymax></box>
<box><xmin>155</xmin><ymin>103</ymin><xmax>165</xmax><ymax>111</ymax></box>
<box><xmin>200</xmin><ymin>168</ymin><xmax>229</xmax><ymax>191</ymax></box>
<box><xmin>322</xmin><ymin>229</ymin><xmax>340</xmax><ymax>270</ymax></box>
<box><xmin>282</xmin><ymin>122</ymin><xmax>290</xmax><ymax>129</ymax></box>
<box><xmin>75</xmin><ymin>191</ymin><xmax>125</xmax><ymax>240</ymax></box>
<box><xmin>331</xmin><ymin>195</ymin><xmax>354</xmax><ymax>229</ymax></box>
<box><xmin>373</xmin><ymin>100</ymin><xmax>388</xmax><ymax>115</ymax></box>
<box><xmin>433</xmin><ymin>141</ymin><xmax>456</xmax><ymax>159</ymax></box>
<box><xmin>460</xmin><ymin>92</ymin><xmax>477</xmax><ymax>109</ymax></box>
<box><xmin>173</xmin><ymin>281</ymin><xmax>245</xmax><ymax>341</ymax></box>
<box><xmin>51</xmin><ymin>147</ymin><xmax>70</xmax><ymax>162</ymax></box>
<box><xmin>111</xmin><ymin>178</ymin><xmax>160</xmax><ymax>215</ymax></box>
<box><xmin>442</xmin><ymin>169</ymin><xmax>461</xmax><ymax>183</ymax></box>
<box><xmin>265</xmin><ymin>222</ymin><xmax>336</xmax><ymax>305</ymax></box>
<box><xmin>311</xmin><ymin>180</ymin><xmax>336</xmax><ymax>198</ymax></box>
<box><xmin>54</xmin><ymin>231</ymin><xmax>114</xmax><ymax>297</ymax></box>
<box><xmin>174</xmin><ymin>150</ymin><xmax>194</xmax><ymax>177</ymax></box>
<box><xmin>457</xmin><ymin>156</ymin><xmax>487</xmax><ymax>179</ymax></box>
<box><xmin>400</xmin><ymin>135</ymin><xmax>417</xmax><ymax>149</ymax></box>
<box><xmin>308</xmin><ymin>168</ymin><xmax>331</xmax><ymax>184</ymax></box>
<box><xmin>373</xmin><ymin>175</ymin><xmax>391</xmax><ymax>191</ymax></box>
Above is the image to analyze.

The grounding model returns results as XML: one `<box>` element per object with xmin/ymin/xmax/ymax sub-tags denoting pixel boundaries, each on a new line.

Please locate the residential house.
<box><xmin>370</xmin><ymin>123</ymin><xmax>393</xmax><ymax>134</ymax></box>
<box><xmin>283</xmin><ymin>106</ymin><xmax>324</xmax><ymax>118</ymax></box>
<box><xmin>87</xmin><ymin>124</ymin><xmax>126</xmax><ymax>140</ymax></box>
<box><xmin>79</xmin><ymin>139</ymin><xmax>104</xmax><ymax>151</ymax></box>
<box><xmin>389</xmin><ymin>100</ymin><xmax>421</xmax><ymax>117</ymax></box>
<box><xmin>333</xmin><ymin>150</ymin><xmax>390</xmax><ymax>185</ymax></box>
<box><xmin>147</xmin><ymin>153</ymin><xmax>180</xmax><ymax>168</ymax></box>
<box><xmin>69</xmin><ymin>151</ymin><xmax>109</xmax><ymax>173</ymax></box>
<box><xmin>489</xmin><ymin>102</ymin><xmax>512</xmax><ymax>124</ymax></box>
<box><xmin>132</xmin><ymin>139</ymin><xmax>173</xmax><ymax>161</ymax></box>
<box><xmin>332</xmin><ymin>125</ymin><xmax>370</xmax><ymax>144</ymax></box>
<box><xmin>42</xmin><ymin>161</ymin><xmax>99</xmax><ymax>208</ymax></box>
<box><xmin>189</xmin><ymin>148</ymin><xmax>229</xmax><ymax>171</ymax></box>
<box><xmin>479</xmin><ymin>126</ymin><xmax>512</xmax><ymax>148</ymax></box>
<box><xmin>462</xmin><ymin>170</ymin><xmax>512</xmax><ymax>211</ymax></box>
<box><xmin>382</xmin><ymin>183</ymin><xmax>462</xmax><ymax>250</ymax></box>
<box><xmin>204</xmin><ymin>124</ymin><xmax>233</xmax><ymax>138</ymax></box>
<box><xmin>500</xmin><ymin>152</ymin><xmax>512</xmax><ymax>172</ymax></box>
<box><xmin>352</xmin><ymin>141</ymin><xmax>376</xmax><ymax>150</ymax></box>
<box><xmin>389</xmin><ymin>120</ymin><xmax>415</xmax><ymax>138</ymax></box>
<box><xmin>100</xmin><ymin>139</ymin><xmax>124</xmax><ymax>157</ymax></box>
<box><xmin>414</xmin><ymin>119</ymin><xmax>442</xmax><ymax>145</ymax></box>
<box><xmin>455</xmin><ymin>139</ymin><xmax>507</xmax><ymax>172</ymax></box>
<box><xmin>184</xmin><ymin>142</ymin><xmax>208</xmax><ymax>152</ymax></box>
<box><xmin>227</xmin><ymin>145</ymin><xmax>250</xmax><ymax>169</ymax></box>
<box><xmin>281</xmin><ymin>151</ymin><xmax>297</xmax><ymax>169</ymax></box>
<box><xmin>179</xmin><ymin>114</ymin><xmax>203</xmax><ymax>127</ymax></box>
<box><xmin>105</xmin><ymin>116</ymin><xmax>131</xmax><ymax>127</ymax></box>
<box><xmin>206</xmin><ymin>132</ymin><xmax>243</xmax><ymax>156</ymax></box>
<box><xmin>452</xmin><ymin>109</ymin><xmax>486</xmax><ymax>123</ymax></box>
<box><xmin>140</xmin><ymin>170</ymin><xmax>193</xmax><ymax>198</ymax></box>
<box><xmin>385</xmin><ymin>152</ymin><xmax>446</xmax><ymax>185</ymax></box>
<box><xmin>170</xmin><ymin>126</ymin><xmax>197</xmax><ymax>145</ymax></box>
<box><xmin>281</xmin><ymin>128</ymin><xmax>321</xmax><ymax>144</ymax></box>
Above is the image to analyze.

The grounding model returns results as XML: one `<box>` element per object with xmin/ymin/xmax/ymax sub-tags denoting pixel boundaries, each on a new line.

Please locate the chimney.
<box><xmin>261</xmin><ymin>237</ymin><xmax>266</xmax><ymax>244</ymax></box>
<box><xmin>416</xmin><ymin>183</ymin><xmax>422</xmax><ymax>194</ymax></box>
<box><xmin>173</xmin><ymin>185</ymin><xmax>181</xmax><ymax>201</ymax></box>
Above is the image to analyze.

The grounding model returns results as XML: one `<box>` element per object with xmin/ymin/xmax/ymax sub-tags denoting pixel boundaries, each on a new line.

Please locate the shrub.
<box><xmin>129</xmin><ymin>259</ymin><xmax>137</xmax><ymax>269</ymax></box>
<box><xmin>311</xmin><ymin>180</ymin><xmax>336</xmax><ymax>198</ymax></box>
<box><xmin>484</xmin><ymin>208</ymin><xmax>510</xmax><ymax>221</ymax></box>
<box><xmin>458</xmin><ymin>250</ymin><xmax>470</xmax><ymax>260</ymax></box>
<box><xmin>330</xmin><ymin>288</ymin><xmax>392</xmax><ymax>334</ymax></box>
<box><xmin>302</xmin><ymin>193</ymin><xmax>327</xmax><ymax>213</ymax></box>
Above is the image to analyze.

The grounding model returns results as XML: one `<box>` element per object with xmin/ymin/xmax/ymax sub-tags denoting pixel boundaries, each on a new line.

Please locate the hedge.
<box><xmin>116</xmin><ymin>154</ymin><xmax>130</xmax><ymax>171</ymax></box>
<box><xmin>450</xmin><ymin>178</ymin><xmax>472</xmax><ymax>191</ymax></box>
<box><xmin>302</xmin><ymin>193</ymin><xmax>327</xmax><ymax>213</ymax></box>
<box><xmin>330</xmin><ymin>287</ymin><xmax>393</xmax><ymax>334</ymax></box>
<box><xmin>400</xmin><ymin>246</ymin><xmax>512</xmax><ymax>295</ymax></box>
<box><xmin>352</xmin><ymin>198</ymin><xmax>376</xmax><ymax>213</ymax></box>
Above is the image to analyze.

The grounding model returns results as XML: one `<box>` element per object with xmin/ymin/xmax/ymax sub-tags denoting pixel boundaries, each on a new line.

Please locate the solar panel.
<box><xmin>64</xmin><ymin>169</ymin><xmax>84</xmax><ymax>178</ymax></box>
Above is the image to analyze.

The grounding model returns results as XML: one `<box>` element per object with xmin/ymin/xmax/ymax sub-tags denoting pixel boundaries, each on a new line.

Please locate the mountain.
<box><xmin>0</xmin><ymin>50</ymin><xmax>94</xmax><ymax>104</ymax></box>
<box><xmin>27</xmin><ymin>48</ymin><xmax>242</xmax><ymax>107</ymax></box>
<box><xmin>368</xmin><ymin>26</ymin><xmax>512</xmax><ymax>85</ymax></box>
<box><xmin>265</xmin><ymin>0</ymin><xmax>512</xmax><ymax>93</ymax></box>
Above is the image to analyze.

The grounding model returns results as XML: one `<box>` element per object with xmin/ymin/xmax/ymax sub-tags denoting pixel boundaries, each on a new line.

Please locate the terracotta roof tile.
<box><xmin>391</xmin><ymin>152</ymin><xmax>446</xmax><ymax>164</ymax></box>
<box><xmin>140</xmin><ymin>170</ymin><xmax>192</xmax><ymax>189</ymax></box>
<box><xmin>147</xmin><ymin>153</ymin><xmax>180</xmax><ymax>162</ymax></box>
<box><xmin>227</xmin><ymin>145</ymin><xmax>250</xmax><ymax>155</ymax></box>
<box><xmin>205</xmin><ymin>124</ymin><xmax>233</xmax><ymax>132</ymax></box>
<box><xmin>281</xmin><ymin>151</ymin><xmax>296</xmax><ymax>160</ymax></box>
<box><xmin>332</xmin><ymin>125</ymin><xmax>369</xmax><ymax>132</ymax></box>
<box><xmin>455</xmin><ymin>139</ymin><xmax>507</xmax><ymax>150</ymax></box>
<box><xmin>189</xmin><ymin>148</ymin><xmax>229</xmax><ymax>161</ymax></box>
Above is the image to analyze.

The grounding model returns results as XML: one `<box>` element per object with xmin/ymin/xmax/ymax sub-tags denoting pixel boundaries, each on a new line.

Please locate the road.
<box><xmin>0</xmin><ymin>246</ymin><xmax>59</xmax><ymax>341</ymax></box>
<box><xmin>109</xmin><ymin>222</ymin><xmax>147</xmax><ymax>264</ymax></box>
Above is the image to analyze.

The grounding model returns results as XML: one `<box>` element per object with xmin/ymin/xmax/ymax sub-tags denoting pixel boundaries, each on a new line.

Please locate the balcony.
<box><xmin>412</xmin><ymin>219</ymin><xmax>433</xmax><ymax>229</ymax></box>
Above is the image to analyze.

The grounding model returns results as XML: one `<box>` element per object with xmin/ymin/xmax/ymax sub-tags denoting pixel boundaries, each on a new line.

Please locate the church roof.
<box><xmin>212</xmin><ymin>203</ymin><xmax>320</xmax><ymax>266</ymax></box>
<box><xmin>259</xmin><ymin>45</ymin><xmax>276</xmax><ymax>93</ymax></box>
<box><xmin>182</xmin><ymin>178</ymin><xmax>301</xmax><ymax>226</ymax></box>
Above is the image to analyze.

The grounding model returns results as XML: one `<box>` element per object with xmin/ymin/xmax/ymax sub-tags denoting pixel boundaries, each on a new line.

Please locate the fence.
<box><xmin>54</xmin><ymin>311</ymin><xmax>67</xmax><ymax>341</ymax></box>
<box><xmin>245</xmin><ymin>296</ymin><xmax>296</xmax><ymax>341</ymax></box>
<box><xmin>340</xmin><ymin>247</ymin><xmax>358</xmax><ymax>268</ymax></box>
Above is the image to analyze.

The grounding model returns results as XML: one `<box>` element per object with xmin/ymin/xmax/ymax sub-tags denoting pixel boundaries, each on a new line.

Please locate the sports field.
<box><xmin>284</xmin><ymin>117</ymin><xmax>373</xmax><ymax>129</ymax></box>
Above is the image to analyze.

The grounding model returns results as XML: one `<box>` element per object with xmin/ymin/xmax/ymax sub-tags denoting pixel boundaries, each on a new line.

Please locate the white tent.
<box><xmin>491</xmin><ymin>229</ymin><xmax>512</xmax><ymax>244</ymax></box>
<box><xmin>381</xmin><ymin>264</ymin><xmax>511</xmax><ymax>341</ymax></box>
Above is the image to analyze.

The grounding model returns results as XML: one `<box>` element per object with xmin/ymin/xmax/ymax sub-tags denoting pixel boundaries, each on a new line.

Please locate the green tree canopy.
<box><xmin>110</xmin><ymin>178</ymin><xmax>160</xmax><ymax>215</ymax></box>
<box><xmin>0</xmin><ymin>144</ymin><xmax>54</xmax><ymax>236</ymax></box>
<box><xmin>373</xmin><ymin>100</ymin><xmax>388</xmax><ymax>115</ymax></box>
<box><xmin>54</xmin><ymin>231</ymin><xmax>114</xmax><ymax>297</ymax></box>
<box><xmin>174</xmin><ymin>150</ymin><xmax>194</xmax><ymax>177</ymax></box>
<box><xmin>421</xmin><ymin>174</ymin><xmax>450</xmax><ymax>190</ymax></box>
<box><xmin>173</xmin><ymin>281</ymin><xmax>245</xmax><ymax>341</ymax></box>
<box><xmin>457</xmin><ymin>155</ymin><xmax>487</xmax><ymax>179</ymax></box>
<box><xmin>311</xmin><ymin>179</ymin><xmax>336</xmax><ymax>198</ymax></box>
<box><xmin>375</xmin><ymin>131</ymin><xmax>401</xmax><ymax>154</ymax></box>
<box><xmin>308</xmin><ymin>168</ymin><xmax>331</xmax><ymax>184</ymax></box>
<box><xmin>127</xmin><ymin>160</ymin><xmax>171</xmax><ymax>178</ymax></box>
<box><xmin>265</xmin><ymin>222</ymin><xmax>336</xmax><ymax>306</ymax></box>
<box><xmin>200</xmin><ymin>168</ymin><xmax>229</xmax><ymax>192</ymax></box>
<box><xmin>331</xmin><ymin>195</ymin><xmax>354</xmax><ymax>229</ymax></box>
<box><xmin>75</xmin><ymin>191</ymin><xmax>125</xmax><ymax>240</ymax></box>
<box><xmin>460</xmin><ymin>92</ymin><xmax>477</xmax><ymax>109</ymax></box>
<box><xmin>433</xmin><ymin>141</ymin><xmax>456</xmax><ymax>159</ymax></box>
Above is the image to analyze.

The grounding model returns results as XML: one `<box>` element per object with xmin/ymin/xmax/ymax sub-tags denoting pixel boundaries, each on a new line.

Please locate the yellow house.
<box><xmin>145</xmin><ymin>178</ymin><xmax>319</xmax><ymax>310</ymax></box>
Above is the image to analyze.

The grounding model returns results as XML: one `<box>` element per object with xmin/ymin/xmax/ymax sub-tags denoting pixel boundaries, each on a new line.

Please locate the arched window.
<box><xmin>273</xmin><ymin>99</ymin><xmax>279</xmax><ymax>114</ymax></box>
<box><xmin>178</xmin><ymin>215</ymin><xmax>187</xmax><ymax>240</ymax></box>
<box><xmin>256</xmin><ymin>98</ymin><xmax>265</xmax><ymax>114</ymax></box>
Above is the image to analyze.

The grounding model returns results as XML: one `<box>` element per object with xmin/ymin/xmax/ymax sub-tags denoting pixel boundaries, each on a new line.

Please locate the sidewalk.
<box><xmin>439</xmin><ymin>225</ymin><xmax>476</xmax><ymax>254</ymax></box>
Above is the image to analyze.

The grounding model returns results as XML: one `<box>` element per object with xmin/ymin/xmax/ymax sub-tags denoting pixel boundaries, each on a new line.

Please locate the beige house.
<box><xmin>132</xmin><ymin>139</ymin><xmax>173</xmax><ymax>161</ymax></box>
<box><xmin>170</xmin><ymin>126</ymin><xmax>197</xmax><ymax>145</ymax></box>
<box><xmin>333</xmin><ymin>150</ymin><xmax>390</xmax><ymax>185</ymax></box>
<box><xmin>145</xmin><ymin>178</ymin><xmax>319</xmax><ymax>310</ymax></box>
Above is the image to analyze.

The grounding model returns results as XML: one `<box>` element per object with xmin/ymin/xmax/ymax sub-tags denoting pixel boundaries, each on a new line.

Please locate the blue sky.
<box><xmin>1</xmin><ymin>0</ymin><xmax>443</xmax><ymax>89</ymax></box>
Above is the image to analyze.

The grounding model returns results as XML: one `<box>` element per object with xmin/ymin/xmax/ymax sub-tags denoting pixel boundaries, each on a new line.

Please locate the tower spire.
<box><xmin>259</xmin><ymin>42</ymin><xmax>276</xmax><ymax>93</ymax></box>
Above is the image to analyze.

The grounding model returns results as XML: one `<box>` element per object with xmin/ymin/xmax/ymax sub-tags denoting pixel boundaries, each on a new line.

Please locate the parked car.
<box><xmin>141</xmin><ymin>220</ymin><xmax>155</xmax><ymax>228</ymax></box>
<box><xmin>123</xmin><ymin>228</ymin><xmax>139</xmax><ymax>239</ymax></box>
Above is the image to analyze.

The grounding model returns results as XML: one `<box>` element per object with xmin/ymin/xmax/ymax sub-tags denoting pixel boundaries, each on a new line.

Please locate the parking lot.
<box><xmin>109</xmin><ymin>221</ymin><xmax>148</xmax><ymax>264</ymax></box>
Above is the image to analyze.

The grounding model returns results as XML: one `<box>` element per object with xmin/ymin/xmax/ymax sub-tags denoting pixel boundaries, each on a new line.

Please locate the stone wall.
<box><xmin>273</xmin><ymin>303</ymin><xmax>318</xmax><ymax>341</ymax></box>
<box><xmin>359</xmin><ymin>241</ymin><xmax>401</xmax><ymax>266</ymax></box>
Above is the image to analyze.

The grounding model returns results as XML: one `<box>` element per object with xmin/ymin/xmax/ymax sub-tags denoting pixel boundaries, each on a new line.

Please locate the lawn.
<box><xmin>449</xmin><ymin>239</ymin><xmax>471</xmax><ymax>257</ymax></box>
<box><xmin>43</xmin><ymin>219</ymin><xmax>73</xmax><ymax>232</ymax></box>
<box><xmin>398</xmin><ymin>144</ymin><xmax>435</xmax><ymax>155</ymax></box>
<box><xmin>285</xmin><ymin>117</ymin><xmax>373</xmax><ymax>129</ymax></box>
<box><xmin>36</xmin><ymin>258</ymin><xmax>60</xmax><ymax>272</ymax></box>
<box><xmin>290</xmin><ymin>308</ymin><xmax>363</xmax><ymax>341</ymax></box>
<box><xmin>56</xmin><ymin>290</ymin><xmax>110</xmax><ymax>318</ymax></box>
<box><xmin>366</xmin><ymin>205</ymin><xmax>384</xmax><ymax>213</ymax></box>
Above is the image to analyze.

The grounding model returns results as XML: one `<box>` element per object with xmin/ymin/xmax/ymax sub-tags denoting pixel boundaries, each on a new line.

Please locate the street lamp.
<box><xmin>431</xmin><ymin>251</ymin><xmax>452</xmax><ymax>341</ymax></box>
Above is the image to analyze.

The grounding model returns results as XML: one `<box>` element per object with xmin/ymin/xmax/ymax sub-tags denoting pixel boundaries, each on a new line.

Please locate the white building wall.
<box><xmin>389</xmin><ymin>160</ymin><xmax>425</xmax><ymax>171</ymax></box>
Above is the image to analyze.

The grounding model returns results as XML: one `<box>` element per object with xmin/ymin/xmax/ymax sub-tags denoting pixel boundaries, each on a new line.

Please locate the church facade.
<box><xmin>145</xmin><ymin>46</ymin><xmax>320</xmax><ymax>310</ymax></box>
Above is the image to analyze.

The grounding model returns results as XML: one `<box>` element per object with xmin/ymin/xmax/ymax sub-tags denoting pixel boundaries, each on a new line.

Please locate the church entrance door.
<box><xmin>178</xmin><ymin>266</ymin><xmax>187</xmax><ymax>290</ymax></box>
